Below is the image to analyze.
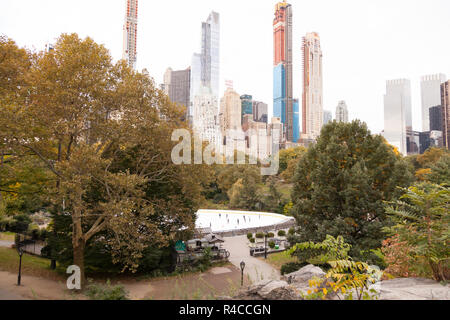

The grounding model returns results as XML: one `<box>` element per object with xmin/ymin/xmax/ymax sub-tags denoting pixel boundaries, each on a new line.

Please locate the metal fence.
<box><xmin>14</xmin><ymin>233</ymin><xmax>46</xmax><ymax>256</ymax></box>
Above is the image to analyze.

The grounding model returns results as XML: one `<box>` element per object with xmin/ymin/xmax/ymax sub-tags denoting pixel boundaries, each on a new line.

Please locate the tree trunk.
<box><xmin>73</xmin><ymin>236</ymin><xmax>86</xmax><ymax>289</ymax></box>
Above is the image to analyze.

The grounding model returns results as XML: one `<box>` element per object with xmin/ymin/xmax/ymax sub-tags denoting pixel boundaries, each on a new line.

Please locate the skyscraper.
<box><xmin>293</xmin><ymin>99</ymin><xmax>299</xmax><ymax>143</ymax></box>
<box><xmin>302</xmin><ymin>32</ymin><xmax>323</xmax><ymax>140</ymax></box>
<box><xmin>383</xmin><ymin>79</ymin><xmax>412</xmax><ymax>155</ymax></box>
<box><xmin>252</xmin><ymin>101</ymin><xmax>268</xmax><ymax>123</ymax></box>
<box><xmin>190</xmin><ymin>11</ymin><xmax>220</xmax><ymax>124</ymax></box>
<box><xmin>323</xmin><ymin>110</ymin><xmax>332</xmax><ymax>125</ymax></box>
<box><xmin>219</xmin><ymin>87</ymin><xmax>242</xmax><ymax>136</ymax></box>
<box><xmin>122</xmin><ymin>0</ymin><xmax>138</xmax><ymax>70</ymax></box>
<box><xmin>421</xmin><ymin>74</ymin><xmax>446</xmax><ymax>131</ymax></box>
<box><xmin>192</xmin><ymin>85</ymin><xmax>219</xmax><ymax>146</ymax></box>
<box><xmin>442</xmin><ymin>81</ymin><xmax>450</xmax><ymax>149</ymax></box>
<box><xmin>273</xmin><ymin>2</ymin><xmax>293</xmax><ymax>142</ymax></box>
<box><xmin>429</xmin><ymin>105</ymin><xmax>443</xmax><ymax>132</ymax></box>
<box><xmin>336</xmin><ymin>101</ymin><xmax>349</xmax><ymax>123</ymax></box>
<box><xmin>240</xmin><ymin>95</ymin><xmax>253</xmax><ymax>121</ymax></box>
<box><xmin>163</xmin><ymin>67</ymin><xmax>191</xmax><ymax>117</ymax></box>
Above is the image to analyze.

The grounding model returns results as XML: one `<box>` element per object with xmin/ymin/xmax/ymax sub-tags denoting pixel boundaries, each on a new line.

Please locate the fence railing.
<box><xmin>14</xmin><ymin>233</ymin><xmax>47</xmax><ymax>256</ymax></box>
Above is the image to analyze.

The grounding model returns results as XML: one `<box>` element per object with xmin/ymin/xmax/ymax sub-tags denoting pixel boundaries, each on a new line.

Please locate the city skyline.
<box><xmin>1</xmin><ymin>0</ymin><xmax>450</xmax><ymax>135</ymax></box>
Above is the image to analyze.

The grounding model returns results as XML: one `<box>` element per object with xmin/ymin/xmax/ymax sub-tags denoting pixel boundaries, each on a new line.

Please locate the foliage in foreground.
<box><xmin>86</xmin><ymin>280</ymin><xmax>129</xmax><ymax>300</ymax></box>
<box><xmin>384</xmin><ymin>183</ymin><xmax>449</xmax><ymax>281</ymax></box>
<box><xmin>305</xmin><ymin>260</ymin><xmax>382</xmax><ymax>300</ymax></box>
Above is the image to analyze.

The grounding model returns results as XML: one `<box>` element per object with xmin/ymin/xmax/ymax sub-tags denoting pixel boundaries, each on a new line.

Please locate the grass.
<box><xmin>0</xmin><ymin>247</ymin><xmax>65</xmax><ymax>281</ymax></box>
<box><xmin>0</xmin><ymin>231</ymin><xmax>15</xmax><ymax>241</ymax></box>
<box><xmin>259</xmin><ymin>251</ymin><xmax>297</xmax><ymax>271</ymax></box>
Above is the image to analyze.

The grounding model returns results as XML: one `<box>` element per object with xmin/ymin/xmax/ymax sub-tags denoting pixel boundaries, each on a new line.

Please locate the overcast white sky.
<box><xmin>1</xmin><ymin>0</ymin><xmax>449</xmax><ymax>134</ymax></box>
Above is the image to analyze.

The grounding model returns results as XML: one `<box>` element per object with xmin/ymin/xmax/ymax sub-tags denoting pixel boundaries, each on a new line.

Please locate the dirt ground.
<box><xmin>0</xmin><ymin>264</ymin><xmax>244</xmax><ymax>300</ymax></box>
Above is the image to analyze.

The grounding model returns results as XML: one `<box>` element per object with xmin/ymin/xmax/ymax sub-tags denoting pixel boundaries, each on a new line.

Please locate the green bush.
<box><xmin>255</xmin><ymin>232</ymin><xmax>264</xmax><ymax>239</ymax></box>
<box><xmin>280</xmin><ymin>262</ymin><xmax>309</xmax><ymax>275</ymax></box>
<box><xmin>247</xmin><ymin>233</ymin><xmax>253</xmax><ymax>239</ymax></box>
<box><xmin>267</xmin><ymin>232</ymin><xmax>275</xmax><ymax>238</ymax></box>
<box><xmin>288</xmin><ymin>228</ymin><xmax>295</xmax><ymax>235</ymax></box>
<box><xmin>278</xmin><ymin>230</ymin><xmax>286</xmax><ymax>237</ymax></box>
<box><xmin>10</xmin><ymin>214</ymin><xmax>32</xmax><ymax>233</ymax></box>
<box><xmin>249</xmin><ymin>238</ymin><xmax>255</xmax><ymax>243</ymax></box>
<box><xmin>86</xmin><ymin>280</ymin><xmax>129</xmax><ymax>300</ymax></box>
<box><xmin>269</xmin><ymin>241</ymin><xmax>275</xmax><ymax>249</ymax></box>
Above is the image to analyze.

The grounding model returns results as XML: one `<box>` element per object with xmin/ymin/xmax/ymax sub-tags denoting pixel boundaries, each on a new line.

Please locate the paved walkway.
<box><xmin>0</xmin><ymin>240</ymin><xmax>13</xmax><ymax>248</ymax></box>
<box><xmin>222</xmin><ymin>235</ymin><xmax>280</xmax><ymax>284</ymax></box>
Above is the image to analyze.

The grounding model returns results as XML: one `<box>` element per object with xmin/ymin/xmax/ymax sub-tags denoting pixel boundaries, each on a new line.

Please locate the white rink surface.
<box><xmin>195</xmin><ymin>209</ymin><xmax>295</xmax><ymax>233</ymax></box>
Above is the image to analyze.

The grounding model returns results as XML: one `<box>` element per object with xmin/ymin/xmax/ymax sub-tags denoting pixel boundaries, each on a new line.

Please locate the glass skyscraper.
<box><xmin>190</xmin><ymin>11</ymin><xmax>220</xmax><ymax>124</ymax></box>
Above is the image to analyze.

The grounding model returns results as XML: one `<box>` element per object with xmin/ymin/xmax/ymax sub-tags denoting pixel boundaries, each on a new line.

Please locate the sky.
<box><xmin>1</xmin><ymin>0</ymin><xmax>449</xmax><ymax>134</ymax></box>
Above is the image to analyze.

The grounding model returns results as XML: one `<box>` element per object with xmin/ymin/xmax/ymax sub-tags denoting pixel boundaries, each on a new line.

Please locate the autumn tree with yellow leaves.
<box><xmin>0</xmin><ymin>34</ymin><xmax>207</xmax><ymax>288</ymax></box>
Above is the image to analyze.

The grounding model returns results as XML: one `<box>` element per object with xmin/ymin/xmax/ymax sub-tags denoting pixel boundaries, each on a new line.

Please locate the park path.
<box><xmin>0</xmin><ymin>240</ymin><xmax>13</xmax><ymax>248</ymax></box>
<box><xmin>222</xmin><ymin>235</ymin><xmax>280</xmax><ymax>284</ymax></box>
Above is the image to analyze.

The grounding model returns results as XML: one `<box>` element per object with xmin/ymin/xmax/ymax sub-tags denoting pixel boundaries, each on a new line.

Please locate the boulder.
<box><xmin>282</xmin><ymin>264</ymin><xmax>326</xmax><ymax>284</ymax></box>
<box><xmin>370</xmin><ymin>278</ymin><xmax>450</xmax><ymax>300</ymax></box>
<box><xmin>233</xmin><ymin>279</ymin><xmax>303</xmax><ymax>300</ymax></box>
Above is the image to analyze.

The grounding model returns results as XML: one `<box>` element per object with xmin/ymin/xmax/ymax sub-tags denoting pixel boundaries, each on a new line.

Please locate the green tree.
<box><xmin>228</xmin><ymin>166</ymin><xmax>262</xmax><ymax>210</ymax></box>
<box><xmin>427</xmin><ymin>154</ymin><xmax>450</xmax><ymax>185</ymax></box>
<box><xmin>291</xmin><ymin>120</ymin><xmax>413</xmax><ymax>260</ymax></box>
<box><xmin>1</xmin><ymin>34</ymin><xmax>204</xmax><ymax>287</ymax></box>
<box><xmin>384</xmin><ymin>183</ymin><xmax>449</xmax><ymax>281</ymax></box>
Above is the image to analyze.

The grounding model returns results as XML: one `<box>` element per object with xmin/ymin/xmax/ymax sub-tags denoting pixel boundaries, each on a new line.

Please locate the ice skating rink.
<box><xmin>195</xmin><ymin>209</ymin><xmax>295</xmax><ymax>233</ymax></box>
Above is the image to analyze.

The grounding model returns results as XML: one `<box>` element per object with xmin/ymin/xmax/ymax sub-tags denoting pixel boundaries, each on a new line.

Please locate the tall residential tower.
<box><xmin>190</xmin><ymin>11</ymin><xmax>220</xmax><ymax>124</ymax></box>
<box><xmin>273</xmin><ymin>2</ymin><xmax>293</xmax><ymax>142</ymax></box>
<box><xmin>336</xmin><ymin>101</ymin><xmax>349</xmax><ymax>123</ymax></box>
<box><xmin>383</xmin><ymin>79</ymin><xmax>412</xmax><ymax>156</ymax></box>
<box><xmin>122</xmin><ymin>0</ymin><xmax>138</xmax><ymax>69</ymax></box>
<box><xmin>421</xmin><ymin>74</ymin><xmax>446</xmax><ymax>132</ymax></box>
<box><xmin>302</xmin><ymin>32</ymin><xmax>323</xmax><ymax>140</ymax></box>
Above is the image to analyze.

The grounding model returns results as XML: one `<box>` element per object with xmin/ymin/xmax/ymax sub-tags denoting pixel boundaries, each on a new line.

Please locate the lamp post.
<box><xmin>264</xmin><ymin>233</ymin><xmax>267</xmax><ymax>260</ymax></box>
<box><xmin>240</xmin><ymin>261</ymin><xmax>246</xmax><ymax>286</ymax></box>
<box><xmin>17</xmin><ymin>246</ymin><xmax>24</xmax><ymax>286</ymax></box>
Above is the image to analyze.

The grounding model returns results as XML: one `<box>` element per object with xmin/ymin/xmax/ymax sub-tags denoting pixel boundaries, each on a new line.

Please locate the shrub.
<box><xmin>288</xmin><ymin>228</ymin><xmax>295</xmax><ymax>235</ymax></box>
<box><xmin>280</xmin><ymin>262</ymin><xmax>308</xmax><ymax>275</ymax></box>
<box><xmin>247</xmin><ymin>233</ymin><xmax>253</xmax><ymax>239</ymax></box>
<box><xmin>10</xmin><ymin>214</ymin><xmax>32</xmax><ymax>233</ymax></box>
<box><xmin>269</xmin><ymin>241</ymin><xmax>275</xmax><ymax>249</ymax></box>
<box><xmin>278</xmin><ymin>230</ymin><xmax>286</xmax><ymax>237</ymax></box>
<box><xmin>86</xmin><ymin>280</ymin><xmax>129</xmax><ymax>300</ymax></box>
<box><xmin>255</xmin><ymin>232</ymin><xmax>264</xmax><ymax>239</ymax></box>
<box><xmin>385</xmin><ymin>183</ymin><xmax>450</xmax><ymax>281</ymax></box>
<box><xmin>288</xmin><ymin>235</ymin><xmax>351</xmax><ymax>266</ymax></box>
<box><xmin>267</xmin><ymin>232</ymin><xmax>275</xmax><ymax>238</ymax></box>
<box><xmin>381</xmin><ymin>234</ymin><xmax>429</xmax><ymax>278</ymax></box>
<box><xmin>249</xmin><ymin>238</ymin><xmax>255</xmax><ymax>243</ymax></box>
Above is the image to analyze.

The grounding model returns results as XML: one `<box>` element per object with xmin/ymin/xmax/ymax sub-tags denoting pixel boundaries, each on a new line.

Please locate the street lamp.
<box><xmin>240</xmin><ymin>261</ymin><xmax>246</xmax><ymax>286</ymax></box>
<box><xmin>264</xmin><ymin>233</ymin><xmax>267</xmax><ymax>259</ymax></box>
<box><xmin>17</xmin><ymin>246</ymin><xmax>24</xmax><ymax>286</ymax></box>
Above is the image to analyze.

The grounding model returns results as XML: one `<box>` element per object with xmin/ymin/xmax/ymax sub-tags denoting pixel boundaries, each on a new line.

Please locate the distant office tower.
<box><xmin>429</xmin><ymin>106</ymin><xmax>443</xmax><ymax>132</ymax></box>
<box><xmin>219</xmin><ymin>87</ymin><xmax>242</xmax><ymax>138</ymax></box>
<box><xmin>252</xmin><ymin>101</ymin><xmax>268</xmax><ymax>123</ymax></box>
<box><xmin>192</xmin><ymin>85</ymin><xmax>219</xmax><ymax>146</ymax></box>
<box><xmin>421</xmin><ymin>74</ymin><xmax>446</xmax><ymax>131</ymax></box>
<box><xmin>383</xmin><ymin>79</ymin><xmax>413</xmax><ymax>155</ymax></box>
<box><xmin>442</xmin><ymin>81</ymin><xmax>450</xmax><ymax>149</ymax></box>
<box><xmin>293</xmin><ymin>99</ymin><xmax>299</xmax><ymax>143</ymax></box>
<box><xmin>302</xmin><ymin>32</ymin><xmax>323</xmax><ymax>140</ymax></box>
<box><xmin>273</xmin><ymin>2</ymin><xmax>293</xmax><ymax>142</ymax></box>
<box><xmin>122</xmin><ymin>0</ymin><xmax>138</xmax><ymax>69</ymax></box>
<box><xmin>336</xmin><ymin>101</ymin><xmax>349</xmax><ymax>123</ymax></box>
<box><xmin>323</xmin><ymin>110</ymin><xmax>332</xmax><ymax>125</ymax></box>
<box><xmin>190</xmin><ymin>11</ymin><xmax>220</xmax><ymax>123</ymax></box>
<box><xmin>240</xmin><ymin>95</ymin><xmax>253</xmax><ymax>121</ymax></box>
<box><xmin>163</xmin><ymin>67</ymin><xmax>191</xmax><ymax>116</ymax></box>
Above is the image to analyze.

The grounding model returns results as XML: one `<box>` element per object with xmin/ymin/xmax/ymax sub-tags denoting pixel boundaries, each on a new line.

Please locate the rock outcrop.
<box><xmin>229</xmin><ymin>264</ymin><xmax>450</xmax><ymax>300</ymax></box>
